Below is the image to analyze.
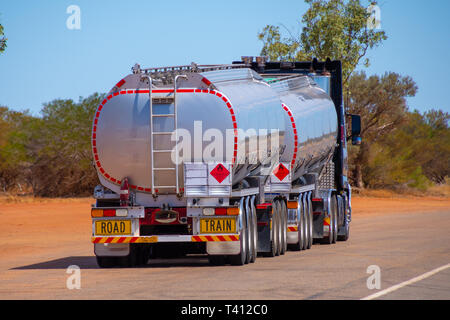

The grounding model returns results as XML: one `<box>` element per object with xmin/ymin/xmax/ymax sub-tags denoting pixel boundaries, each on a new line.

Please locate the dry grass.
<box><xmin>352</xmin><ymin>183</ymin><xmax>450</xmax><ymax>199</ymax></box>
<box><xmin>0</xmin><ymin>193</ymin><xmax>93</xmax><ymax>205</ymax></box>
<box><xmin>1</xmin><ymin>183</ymin><xmax>449</xmax><ymax>204</ymax></box>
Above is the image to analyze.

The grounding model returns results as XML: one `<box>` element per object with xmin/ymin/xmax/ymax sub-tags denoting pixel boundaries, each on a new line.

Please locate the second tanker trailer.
<box><xmin>90</xmin><ymin>57</ymin><xmax>361</xmax><ymax>267</ymax></box>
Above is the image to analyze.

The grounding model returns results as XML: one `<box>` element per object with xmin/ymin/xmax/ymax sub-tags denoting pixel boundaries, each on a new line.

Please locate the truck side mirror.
<box><xmin>351</xmin><ymin>115</ymin><xmax>362</xmax><ymax>145</ymax></box>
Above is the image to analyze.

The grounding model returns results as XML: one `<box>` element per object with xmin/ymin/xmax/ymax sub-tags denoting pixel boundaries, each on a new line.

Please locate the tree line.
<box><xmin>0</xmin><ymin>84</ymin><xmax>448</xmax><ymax>197</ymax></box>
<box><xmin>0</xmin><ymin>95</ymin><xmax>103</xmax><ymax>196</ymax></box>
<box><xmin>0</xmin><ymin>1</ymin><xmax>448</xmax><ymax>197</ymax></box>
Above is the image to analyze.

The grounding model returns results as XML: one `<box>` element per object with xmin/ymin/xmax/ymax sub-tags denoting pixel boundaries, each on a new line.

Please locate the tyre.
<box><xmin>337</xmin><ymin>197</ymin><xmax>350</xmax><ymax>241</ymax></box>
<box><xmin>301</xmin><ymin>197</ymin><xmax>308</xmax><ymax>250</ymax></box>
<box><xmin>306</xmin><ymin>195</ymin><xmax>313</xmax><ymax>249</ymax></box>
<box><xmin>208</xmin><ymin>255</ymin><xmax>226</xmax><ymax>266</ymax></box>
<box><xmin>229</xmin><ymin>203</ymin><xmax>248</xmax><ymax>266</ymax></box>
<box><xmin>289</xmin><ymin>199</ymin><xmax>304</xmax><ymax>251</ymax></box>
<box><xmin>137</xmin><ymin>244</ymin><xmax>152</xmax><ymax>265</ymax></box>
<box><xmin>332</xmin><ymin>196</ymin><xmax>338</xmax><ymax>244</ymax></box>
<box><xmin>248</xmin><ymin>198</ymin><xmax>257</xmax><ymax>263</ymax></box>
<box><xmin>280</xmin><ymin>200</ymin><xmax>288</xmax><ymax>255</ymax></box>
<box><xmin>322</xmin><ymin>195</ymin><xmax>336</xmax><ymax>245</ymax></box>
<box><xmin>118</xmin><ymin>244</ymin><xmax>139</xmax><ymax>267</ymax></box>
<box><xmin>274</xmin><ymin>201</ymin><xmax>281</xmax><ymax>256</ymax></box>
<box><xmin>96</xmin><ymin>256</ymin><xmax>116</xmax><ymax>268</ymax></box>
<box><xmin>266</xmin><ymin>201</ymin><xmax>279</xmax><ymax>257</ymax></box>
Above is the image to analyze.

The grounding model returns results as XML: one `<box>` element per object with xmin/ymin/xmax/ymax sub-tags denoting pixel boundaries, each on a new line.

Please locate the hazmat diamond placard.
<box><xmin>210</xmin><ymin>163</ymin><xmax>230</xmax><ymax>183</ymax></box>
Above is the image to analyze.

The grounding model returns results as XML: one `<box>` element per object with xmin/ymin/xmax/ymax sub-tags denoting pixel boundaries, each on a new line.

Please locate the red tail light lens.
<box><xmin>103</xmin><ymin>209</ymin><xmax>115</xmax><ymax>217</ymax></box>
<box><xmin>215</xmin><ymin>208</ymin><xmax>227</xmax><ymax>216</ymax></box>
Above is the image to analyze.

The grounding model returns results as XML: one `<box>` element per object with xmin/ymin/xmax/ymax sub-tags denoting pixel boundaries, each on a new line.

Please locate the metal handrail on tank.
<box><xmin>174</xmin><ymin>75</ymin><xmax>188</xmax><ymax>196</ymax></box>
<box><xmin>140</xmin><ymin>74</ymin><xmax>155</xmax><ymax>195</ymax></box>
<box><xmin>134</xmin><ymin>63</ymin><xmax>246</xmax><ymax>85</ymax></box>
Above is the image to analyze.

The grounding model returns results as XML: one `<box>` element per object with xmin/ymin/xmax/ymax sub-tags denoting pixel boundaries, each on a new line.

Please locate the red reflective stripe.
<box><xmin>93</xmin><ymin>89</ymin><xmax>237</xmax><ymax>186</ymax></box>
<box><xmin>116</xmin><ymin>79</ymin><xmax>126</xmax><ymax>88</ymax></box>
<box><xmin>282</xmin><ymin>103</ymin><xmax>298</xmax><ymax>168</ymax></box>
<box><xmin>201</xmin><ymin>77</ymin><xmax>212</xmax><ymax>86</ymax></box>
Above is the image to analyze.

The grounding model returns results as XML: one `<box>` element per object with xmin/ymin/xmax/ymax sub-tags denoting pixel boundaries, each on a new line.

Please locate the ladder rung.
<box><xmin>152</xmin><ymin>132</ymin><xmax>173</xmax><ymax>135</ymax></box>
<box><xmin>153</xmin><ymin>186</ymin><xmax>177</xmax><ymax>188</ymax></box>
<box><xmin>153</xmin><ymin>168</ymin><xmax>176</xmax><ymax>171</ymax></box>
<box><xmin>153</xmin><ymin>150</ymin><xmax>173</xmax><ymax>153</ymax></box>
<box><xmin>152</xmin><ymin>114</ymin><xmax>175</xmax><ymax>117</ymax></box>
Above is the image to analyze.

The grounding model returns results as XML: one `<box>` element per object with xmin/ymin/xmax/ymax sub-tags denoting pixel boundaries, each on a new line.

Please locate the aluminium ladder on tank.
<box><xmin>135</xmin><ymin>64</ymin><xmax>245</xmax><ymax>196</ymax></box>
<box><xmin>141</xmin><ymin>74</ymin><xmax>188</xmax><ymax>196</ymax></box>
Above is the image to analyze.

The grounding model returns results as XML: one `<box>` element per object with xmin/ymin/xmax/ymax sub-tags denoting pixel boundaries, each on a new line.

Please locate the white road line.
<box><xmin>361</xmin><ymin>263</ymin><xmax>450</xmax><ymax>300</ymax></box>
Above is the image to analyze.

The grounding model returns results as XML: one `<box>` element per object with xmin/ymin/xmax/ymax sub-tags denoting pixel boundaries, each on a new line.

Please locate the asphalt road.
<box><xmin>0</xmin><ymin>205</ymin><xmax>449</xmax><ymax>300</ymax></box>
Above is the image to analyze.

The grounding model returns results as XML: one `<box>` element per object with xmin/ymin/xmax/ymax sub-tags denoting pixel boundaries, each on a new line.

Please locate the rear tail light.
<box><xmin>115</xmin><ymin>209</ymin><xmax>128</xmax><ymax>217</ymax></box>
<box><xmin>91</xmin><ymin>208</ymin><xmax>128</xmax><ymax>218</ymax></box>
<box><xmin>91</xmin><ymin>209</ymin><xmax>103</xmax><ymax>217</ymax></box>
<box><xmin>103</xmin><ymin>209</ymin><xmax>115</xmax><ymax>217</ymax></box>
<box><xmin>201</xmin><ymin>207</ymin><xmax>240</xmax><ymax>216</ymax></box>
<box><xmin>120</xmin><ymin>178</ymin><xmax>130</xmax><ymax>207</ymax></box>
<box><xmin>226</xmin><ymin>207</ymin><xmax>239</xmax><ymax>216</ymax></box>
<box><xmin>203</xmin><ymin>208</ymin><xmax>215</xmax><ymax>216</ymax></box>
<box><xmin>215</xmin><ymin>208</ymin><xmax>227</xmax><ymax>216</ymax></box>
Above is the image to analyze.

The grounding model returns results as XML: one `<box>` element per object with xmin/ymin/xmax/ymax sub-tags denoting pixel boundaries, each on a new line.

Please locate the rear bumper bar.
<box><xmin>92</xmin><ymin>234</ymin><xmax>239</xmax><ymax>244</ymax></box>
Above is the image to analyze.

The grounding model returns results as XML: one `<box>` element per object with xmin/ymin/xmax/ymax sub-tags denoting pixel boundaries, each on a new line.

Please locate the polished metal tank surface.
<box><xmin>93</xmin><ymin>68</ymin><xmax>286</xmax><ymax>199</ymax></box>
<box><xmin>270</xmin><ymin>76</ymin><xmax>338</xmax><ymax>183</ymax></box>
<box><xmin>92</xmin><ymin>66</ymin><xmax>338</xmax><ymax>202</ymax></box>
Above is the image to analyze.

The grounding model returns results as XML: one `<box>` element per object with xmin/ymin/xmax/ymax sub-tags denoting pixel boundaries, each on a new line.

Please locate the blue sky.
<box><xmin>0</xmin><ymin>0</ymin><xmax>449</xmax><ymax>115</ymax></box>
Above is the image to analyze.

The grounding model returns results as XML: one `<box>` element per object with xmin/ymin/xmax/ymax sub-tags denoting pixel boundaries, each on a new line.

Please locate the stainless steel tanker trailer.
<box><xmin>90</xmin><ymin>57</ymin><xmax>362</xmax><ymax>268</ymax></box>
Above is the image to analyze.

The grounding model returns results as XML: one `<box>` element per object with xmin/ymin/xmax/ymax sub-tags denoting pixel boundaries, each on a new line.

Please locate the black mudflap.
<box><xmin>256</xmin><ymin>203</ymin><xmax>272</xmax><ymax>253</ymax></box>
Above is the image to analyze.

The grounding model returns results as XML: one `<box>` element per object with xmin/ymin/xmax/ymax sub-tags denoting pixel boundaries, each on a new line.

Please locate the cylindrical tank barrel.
<box><xmin>92</xmin><ymin>68</ymin><xmax>337</xmax><ymax>201</ymax></box>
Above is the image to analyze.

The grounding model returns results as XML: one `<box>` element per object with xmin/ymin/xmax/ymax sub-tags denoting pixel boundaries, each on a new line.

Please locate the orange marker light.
<box><xmin>91</xmin><ymin>209</ymin><xmax>103</xmax><ymax>218</ymax></box>
<box><xmin>226</xmin><ymin>207</ymin><xmax>239</xmax><ymax>216</ymax></box>
<box><xmin>287</xmin><ymin>201</ymin><xmax>298</xmax><ymax>209</ymax></box>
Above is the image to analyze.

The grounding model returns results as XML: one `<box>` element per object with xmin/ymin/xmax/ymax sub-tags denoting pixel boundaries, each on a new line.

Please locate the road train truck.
<box><xmin>90</xmin><ymin>57</ymin><xmax>362</xmax><ymax>267</ymax></box>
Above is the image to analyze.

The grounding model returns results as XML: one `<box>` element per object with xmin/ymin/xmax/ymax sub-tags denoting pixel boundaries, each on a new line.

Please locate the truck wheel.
<box><xmin>118</xmin><ymin>244</ymin><xmax>139</xmax><ymax>267</ymax></box>
<box><xmin>229</xmin><ymin>206</ymin><xmax>248</xmax><ymax>266</ymax></box>
<box><xmin>249</xmin><ymin>198</ymin><xmax>257</xmax><ymax>263</ymax></box>
<box><xmin>301</xmin><ymin>198</ymin><xmax>308</xmax><ymax>250</ymax></box>
<box><xmin>306</xmin><ymin>196</ymin><xmax>313</xmax><ymax>249</ymax></box>
<box><xmin>137</xmin><ymin>244</ymin><xmax>151</xmax><ymax>265</ymax></box>
<box><xmin>337</xmin><ymin>197</ymin><xmax>350</xmax><ymax>241</ymax></box>
<box><xmin>274</xmin><ymin>201</ymin><xmax>282</xmax><ymax>256</ymax></box>
<box><xmin>289</xmin><ymin>198</ymin><xmax>304</xmax><ymax>251</ymax></box>
<box><xmin>332</xmin><ymin>196</ymin><xmax>338</xmax><ymax>244</ymax></box>
<box><xmin>265</xmin><ymin>201</ymin><xmax>279</xmax><ymax>257</ymax></box>
<box><xmin>208</xmin><ymin>255</ymin><xmax>226</xmax><ymax>266</ymax></box>
<box><xmin>322</xmin><ymin>195</ymin><xmax>336</xmax><ymax>245</ymax></box>
<box><xmin>96</xmin><ymin>256</ymin><xmax>116</xmax><ymax>268</ymax></box>
<box><xmin>280</xmin><ymin>200</ymin><xmax>288</xmax><ymax>255</ymax></box>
